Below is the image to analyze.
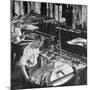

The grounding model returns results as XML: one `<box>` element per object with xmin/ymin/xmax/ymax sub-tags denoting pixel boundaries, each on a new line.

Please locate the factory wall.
<box><xmin>11</xmin><ymin>1</ymin><xmax>87</xmax><ymax>29</ymax></box>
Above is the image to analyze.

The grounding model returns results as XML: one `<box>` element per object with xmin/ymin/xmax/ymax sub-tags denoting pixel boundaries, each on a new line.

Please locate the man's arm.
<box><xmin>18</xmin><ymin>45</ymin><xmax>31</xmax><ymax>80</ymax></box>
<box><xmin>20</xmin><ymin>65</ymin><xmax>29</xmax><ymax>80</ymax></box>
<box><xmin>18</xmin><ymin>55</ymin><xmax>30</xmax><ymax>80</ymax></box>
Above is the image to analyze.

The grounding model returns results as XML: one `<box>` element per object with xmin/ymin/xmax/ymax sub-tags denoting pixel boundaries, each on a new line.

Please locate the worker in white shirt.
<box><xmin>18</xmin><ymin>35</ymin><xmax>44</xmax><ymax>83</ymax></box>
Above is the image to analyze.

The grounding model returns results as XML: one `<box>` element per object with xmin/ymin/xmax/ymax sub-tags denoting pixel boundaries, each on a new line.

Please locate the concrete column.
<box><xmin>20</xmin><ymin>1</ymin><xmax>24</xmax><ymax>15</ymax></box>
<box><xmin>50</xmin><ymin>3</ymin><xmax>53</xmax><ymax>18</ymax></box>
<box><xmin>15</xmin><ymin>1</ymin><xmax>20</xmax><ymax>16</ymax></box>
<box><xmin>59</xmin><ymin>5</ymin><xmax>62</xmax><ymax>22</ymax></box>
<box><xmin>35</xmin><ymin>2</ymin><xmax>41</xmax><ymax>14</ymax></box>
<box><xmin>55</xmin><ymin>5</ymin><xmax>58</xmax><ymax>21</ymax></box>
<box><xmin>27</xmin><ymin>2</ymin><xmax>31</xmax><ymax>14</ymax></box>
<box><xmin>46</xmin><ymin>3</ymin><xmax>49</xmax><ymax>17</ymax></box>
<box><xmin>31</xmin><ymin>2</ymin><xmax>35</xmax><ymax>13</ymax></box>
<box><xmin>81</xmin><ymin>5</ymin><xmax>87</xmax><ymax>25</ymax></box>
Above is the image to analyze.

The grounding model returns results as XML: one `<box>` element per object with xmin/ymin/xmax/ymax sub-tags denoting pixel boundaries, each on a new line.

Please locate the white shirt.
<box><xmin>18</xmin><ymin>43</ymin><xmax>40</xmax><ymax>67</ymax></box>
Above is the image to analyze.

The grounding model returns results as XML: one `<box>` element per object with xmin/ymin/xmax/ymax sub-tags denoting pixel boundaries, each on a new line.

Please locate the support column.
<box><xmin>35</xmin><ymin>2</ymin><xmax>41</xmax><ymax>14</ymax></box>
<box><xmin>46</xmin><ymin>3</ymin><xmax>49</xmax><ymax>17</ymax></box>
<box><xmin>50</xmin><ymin>3</ymin><xmax>53</xmax><ymax>18</ymax></box>
<box><xmin>55</xmin><ymin>5</ymin><xmax>58</xmax><ymax>21</ymax></box>
<box><xmin>31</xmin><ymin>2</ymin><xmax>35</xmax><ymax>13</ymax></box>
<box><xmin>15</xmin><ymin>1</ymin><xmax>20</xmax><ymax>16</ymax></box>
<box><xmin>59</xmin><ymin>5</ymin><xmax>62</xmax><ymax>23</ymax></box>
<box><xmin>27</xmin><ymin>2</ymin><xmax>31</xmax><ymax>14</ymax></box>
<box><xmin>81</xmin><ymin>5</ymin><xmax>87</xmax><ymax>25</ymax></box>
<box><xmin>20</xmin><ymin>1</ymin><xmax>24</xmax><ymax>15</ymax></box>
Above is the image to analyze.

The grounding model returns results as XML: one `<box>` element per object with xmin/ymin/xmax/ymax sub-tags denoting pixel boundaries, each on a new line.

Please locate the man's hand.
<box><xmin>25</xmin><ymin>77</ymin><xmax>31</xmax><ymax>82</ymax></box>
<box><xmin>25</xmin><ymin>76</ymin><xmax>36</xmax><ymax>84</ymax></box>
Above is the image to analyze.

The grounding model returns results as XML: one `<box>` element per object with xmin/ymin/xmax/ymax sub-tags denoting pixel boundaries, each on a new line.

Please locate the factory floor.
<box><xmin>11</xmin><ymin>65</ymin><xmax>87</xmax><ymax>89</ymax></box>
<box><xmin>11</xmin><ymin>28</ymin><xmax>87</xmax><ymax>89</ymax></box>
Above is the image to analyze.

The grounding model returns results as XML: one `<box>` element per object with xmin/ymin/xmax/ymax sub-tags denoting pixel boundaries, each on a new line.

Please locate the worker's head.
<box><xmin>33</xmin><ymin>35</ymin><xmax>44</xmax><ymax>49</ymax></box>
